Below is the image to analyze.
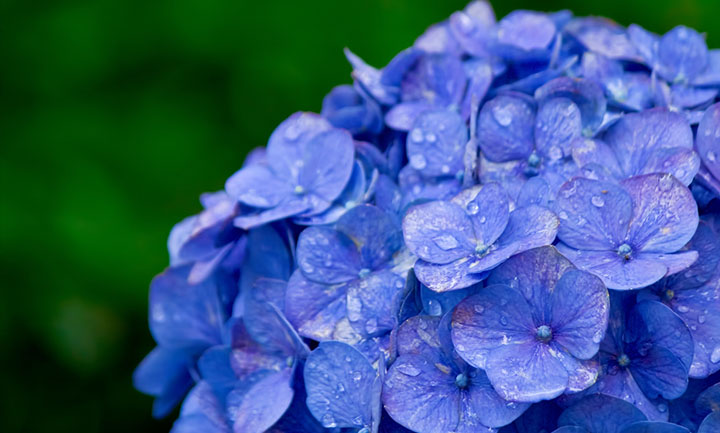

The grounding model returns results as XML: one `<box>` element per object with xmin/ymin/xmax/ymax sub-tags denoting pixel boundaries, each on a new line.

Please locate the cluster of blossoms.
<box><xmin>134</xmin><ymin>2</ymin><xmax>720</xmax><ymax>432</ymax></box>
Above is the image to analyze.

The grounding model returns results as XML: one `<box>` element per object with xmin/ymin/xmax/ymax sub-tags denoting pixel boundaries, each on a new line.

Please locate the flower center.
<box><xmin>358</xmin><ymin>268</ymin><xmax>371</xmax><ymax>279</ymax></box>
<box><xmin>617</xmin><ymin>353</ymin><xmax>631</xmax><ymax>367</ymax></box>
<box><xmin>293</xmin><ymin>185</ymin><xmax>305</xmax><ymax>195</ymax></box>
<box><xmin>475</xmin><ymin>244</ymin><xmax>489</xmax><ymax>256</ymax></box>
<box><xmin>617</xmin><ymin>243</ymin><xmax>632</xmax><ymax>261</ymax></box>
<box><xmin>527</xmin><ymin>152</ymin><xmax>541</xmax><ymax>167</ymax></box>
<box><xmin>455</xmin><ymin>373</ymin><xmax>468</xmax><ymax>389</ymax></box>
<box><xmin>536</xmin><ymin>325</ymin><xmax>552</xmax><ymax>343</ymax></box>
<box><xmin>664</xmin><ymin>289</ymin><xmax>675</xmax><ymax>301</ymax></box>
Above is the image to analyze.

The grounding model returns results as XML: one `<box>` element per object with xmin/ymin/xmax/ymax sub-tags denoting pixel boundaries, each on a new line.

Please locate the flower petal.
<box><xmin>305</xmin><ymin>342</ymin><xmax>376</xmax><ymax>429</ymax></box>
<box><xmin>622</xmin><ymin>174</ymin><xmax>698</xmax><ymax>253</ymax></box>
<box><xmin>485</xmin><ymin>341</ymin><xmax>569</xmax><ymax>402</ymax></box>
<box><xmin>402</xmin><ymin>200</ymin><xmax>475</xmax><ymax>264</ymax></box>
<box><xmin>558</xmin><ymin>394</ymin><xmax>647</xmax><ymax>433</ymax></box>
<box><xmin>477</xmin><ymin>93</ymin><xmax>536</xmax><ymax>163</ymax></box>
<box><xmin>406</xmin><ymin>109</ymin><xmax>468</xmax><ymax>177</ymax></box>
<box><xmin>697</xmin><ymin>103</ymin><xmax>720</xmax><ymax>181</ymax></box>
<box><xmin>452</xmin><ymin>284</ymin><xmax>535</xmax><ymax>370</ymax></box>
<box><xmin>554</xmin><ymin>177</ymin><xmax>632</xmax><ymax>250</ymax></box>
<box><xmin>296</xmin><ymin>227</ymin><xmax>362</xmax><ymax>284</ymax></box>
<box><xmin>551</xmin><ymin>270</ymin><xmax>610</xmax><ymax>360</ymax></box>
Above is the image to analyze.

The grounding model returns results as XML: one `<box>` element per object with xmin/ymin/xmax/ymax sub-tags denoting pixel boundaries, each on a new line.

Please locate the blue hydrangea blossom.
<box><xmin>136</xmin><ymin>2</ymin><xmax>720</xmax><ymax>432</ymax></box>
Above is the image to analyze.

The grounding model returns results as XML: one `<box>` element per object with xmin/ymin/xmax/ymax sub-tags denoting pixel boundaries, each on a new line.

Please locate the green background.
<box><xmin>1</xmin><ymin>0</ymin><xmax>717</xmax><ymax>431</ymax></box>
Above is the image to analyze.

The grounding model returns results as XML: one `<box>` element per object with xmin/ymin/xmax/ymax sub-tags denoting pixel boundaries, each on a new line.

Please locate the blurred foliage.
<box><xmin>0</xmin><ymin>0</ymin><xmax>717</xmax><ymax>431</ymax></box>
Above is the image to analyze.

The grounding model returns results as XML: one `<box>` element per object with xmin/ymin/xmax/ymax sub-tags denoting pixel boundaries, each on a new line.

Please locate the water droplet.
<box><xmin>591</xmin><ymin>196</ymin><xmax>605</xmax><ymax>207</ymax></box>
<box><xmin>301</xmin><ymin>260</ymin><xmax>314</xmax><ymax>273</ymax></box>
<box><xmin>657</xmin><ymin>403</ymin><xmax>668</xmax><ymax>413</ymax></box>
<box><xmin>365</xmin><ymin>318</ymin><xmax>378</xmax><ymax>334</ymax></box>
<box><xmin>466</xmin><ymin>202</ymin><xmax>479</xmax><ymax>214</ymax></box>
<box><xmin>433</xmin><ymin>234</ymin><xmax>459</xmax><ymax>250</ymax></box>
<box><xmin>558</xmin><ymin>211</ymin><xmax>568</xmax><ymax>220</ymax></box>
<box><xmin>499</xmin><ymin>316</ymin><xmax>508</xmax><ymax>326</ymax></box>
<box><xmin>492</xmin><ymin>105</ymin><xmax>513</xmax><ymax>127</ymax></box>
<box><xmin>410</xmin><ymin>128</ymin><xmax>424</xmax><ymax>143</ymax></box>
<box><xmin>352</xmin><ymin>371</ymin><xmax>362</xmax><ymax>382</ymax></box>
<box><xmin>425</xmin><ymin>132</ymin><xmax>437</xmax><ymax>143</ymax></box>
<box><xmin>677</xmin><ymin>305</ymin><xmax>690</xmax><ymax>313</ymax></box>
<box><xmin>708</xmin><ymin>151</ymin><xmax>717</xmax><ymax>162</ymax></box>
<box><xmin>397</xmin><ymin>363</ymin><xmax>422</xmax><ymax>377</ymax></box>
<box><xmin>336</xmin><ymin>383</ymin><xmax>345</xmax><ymax>392</ymax></box>
<box><xmin>322</xmin><ymin>413</ymin><xmax>337</xmax><ymax>428</ymax></box>
<box><xmin>547</xmin><ymin>146</ymin><xmax>562</xmax><ymax>161</ymax></box>
<box><xmin>592</xmin><ymin>331</ymin><xmax>604</xmax><ymax>344</ymax></box>
<box><xmin>473</xmin><ymin>304</ymin><xmax>485</xmax><ymax>314</ymax></box>
<box><xmin>441</xmin><ymin>164</ymin><xmax>450</xmax><ymax>174</ymax></box>
<box><xmin>479</xmin><ymin>216</ymin><xmax>487</xmax><ymax>223</ymax></box>
<box><xmin>711</xmin><ymin>346</ymin><xmax>720</xmax><ymax>364</ymax></box>
<box><xmin>698</xmin><ymin>315</ymin><xmax>706</xmax><ymax>324</ymax></box>
<box><xmin>427</xmin><ymin>299</ymin><xmax>442</xmax><ymax>316</ymax></box>
<box><xmin>410</xmin><ymin>154</ymin><xmax>427</xmax><ymax>170</ymax></box>
<box><xmin>658</xmin><ymin>174</ymin><xmax>674</xmax><ymax>192</ymax></box>
<box><xmin>284</xmin><ymin>124</ymin><xmax>302</xmax><ymax>141</ymax></box>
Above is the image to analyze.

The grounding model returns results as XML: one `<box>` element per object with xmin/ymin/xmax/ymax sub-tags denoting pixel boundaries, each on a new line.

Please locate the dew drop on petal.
<box><xmin>410</xmin><ymin>128</ymin><xmax>424</xmax><ymax>143</ymax></box>
<box><xmin>322</xmin><ymin>413</ymin><xmax>337</xmax><ymax>428</ymax></box>
<box><xmin>397</xmin><ymin>363</ymin><xmax>422</xmax><ymax>377</ymax></box>
<box><xmin>433</xmin><ymin>234</ymin><xmax>459</xmax><ymax>250</ymax></box>
<box><xmin>658</xmin><ymin>174</ymin><xmax>674</xmax><ymax>192</ymax></box>
<box><xmin>473</xmin><ymin>304</ymin><xmax>485</xmax><ymax>314</ymax></box>
<box><xmin>677</xmin><ymin>305</ymin><xmax>690</xmax><ymax>313</ymax></box>
<box><xmin>698</xmin><ymin>315</ymin><xmax>706</xmax><ymax>324</ymax></box>
<box><xmin>591</xmin><ymin>196</ymin><xmax>605</xmax><ymax>207</ymax></box>
<box><xmin>708</xmin><ymin>151</ymin><xmax>717</xmax><ymax>162</ymax></box>
<box><xmin>492</xmin><ymin>105</ymin><xmax>513</xmax><ymax>127</ymax></box>
<box><xmin>425</xmin><ymin>132</ymin><xmax>437</xmax><ymax>143</ymax></box>
<box><xmin>466</xmin><ymin>202</ymin><xmax>479</xmax><ymax>214</ymax></box>
<box><xmin>499</xmin><ymin>316</ymin><xmax>508</xmax><ymax>326</ymax></box>
<box><xmin>410</xmin><ymin>154</ymin><xmax>427</xmax><ymax>170</ymax></box>
<box><xmin>711</xmin><ymin>346</ymin><xmax>720</xmax><ymax>364</ymax></box>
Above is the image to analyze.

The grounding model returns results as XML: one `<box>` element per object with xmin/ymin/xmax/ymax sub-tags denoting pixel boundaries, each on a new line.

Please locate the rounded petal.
<box><xmin>603</xmin><ymin>110</ymin><xmax>693</xmax><ymax>179</ymax></box>
<box><xmin>535</xmin><ymin>77</ymin><xmax>607</xmax><ymax>134</ymax></box>
<box><xmin>228</xmin><ymin>369</ymin><xmax>294</xmax><ymax>433</ymax></box>
<box><xmin>485</xmin><ymin>342</ymin><xmax>569</xmax><ymax>403</ymax></box>
<box><xmin>622</xmin><ymin>174</ymin><xmax>699</xmax><ymax>253</ymax></box>
<box><xmin>346</xmin><ymin>270</ymin><xmax>407</xmax><ymax>337</ymax></box>
<box><xmin>534</xmin><ymin>97</ymin><xmax>582</xmax><ymax>160</ymax></box>
<box><xmin>698</xmin><ymin>412</ymin><xmax>720</xmax><ymax>433</ymax></box>
<box><xmin>556</xmin><ymin>246</ymin><xmax>668</xmax><ymax>291</ymax></box>
<box><xmin>225</xmin><ymin>164</ymin><xmax>292</xmax><ymax>208</ymax></box>
<box><xmin>495</xmin><ymin>10</ymin><xmax>556</xmax><ymax>53</ymax></box>
<box><xmin>267</xmin><ymin>112</ymin><xmax>332</xmax><ymax>180</ymax></box>
<box><xmin>657</xmin><ymin>26</ymin><xmax>708</xmax><ymax>82</ymax></box>
<box><xmin>298</xmin><ymin>129</ymin><xmax>356</xmax><ymax>203</ymax></box>
<box><xmin>453</xmin><ymin>183</ymin><xmax>510</xmax><ymax>246</ymax></box>
<box><xmin>296</xmin><ymin>227</ymin><xmax>362</xmax><ymax>284</ymax></box>
<box><xmin>382</xmin><ymin>354</ymin><xmax>464</xmax><ymax>433</ymax></box>
<box><xmin>402</xmin><ymin>201</ymin><xmax>475</xmax><ymax>264</ymax></box>
<box><xmin>337</xmin><ymin>204</ymin><xmax>402</xmax><ymax>270</ymax></box>
<box><xmin>477</xmin><ymin>93</ymin><xmax>536</xmax><ymax>162</ymax></box>
<box><xmin>452</xmin><ymin>284</ymin><xmax>535</xmax><ymax>369</ymax></box>
<box><xmin>551</xmin><ymin>270</ymin><xmax>610</xmax><ymax>360</ymax></box>
<box><xmin>305</xmin><ymin>342</ymin><xmax>376</xmax><ymax>429</ymax></box>
<box><xmin>285</xmin><ymin>271</ymin><xmax>347</xmax><ymax>341</ymax></box>
<box><xmin>406</xmin><ymin>109</ymin><xmax>468</xmax><ymax>177</ymax></box>
<box><xmin>488</xmin><ymin>246</ymin><xmax>575</xmax><ymax>324</ymax></box>
<box><xmin>621</xmin><ymin>421</ymin><xmax>690</xmax><ymax>433</ymax></box>
<box><xmin>697</xmin><ymin>103</ymin><xmax>720</xmax><ymax>181</ymax></box>
<box><xmin>555</xmin><ymin>177</ymin><xmax>632</xmax><ymax>250</ymax></box>
<box><xmin>414</xmin><ymin>257</ymin><xmax>487</xmax><ymax>292</ymax></box>
<box><xmin>558</xmin><ymin>394</ymin><xmax>647</xmax><ymax>433</ymax></box>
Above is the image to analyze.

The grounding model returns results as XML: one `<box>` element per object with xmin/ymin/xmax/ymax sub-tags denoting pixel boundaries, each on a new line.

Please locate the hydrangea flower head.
<box><xmin>135</xmin><ymin>2</ymin><xmax>720</xmax><ymax>432</ymax></box>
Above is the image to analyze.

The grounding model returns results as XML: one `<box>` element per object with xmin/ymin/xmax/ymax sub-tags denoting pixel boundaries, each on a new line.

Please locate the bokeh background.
<box><xmin>1</xmin><ymin>0</ymin><xmax>718</xmax><ymax>431</ymax></box>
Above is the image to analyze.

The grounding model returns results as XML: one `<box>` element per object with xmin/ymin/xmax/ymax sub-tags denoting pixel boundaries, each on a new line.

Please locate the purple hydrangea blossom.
<box><xmin>136</xmin><ymin>2</ymin><xmax>720</xmax><ymax>432</ymax></box>
<box><xmin>451</xmin><ymin>247</ymin><xmax>609</xmax><ymax>403</ymax></box>
<box><xmin>402</xmin><ymin>183</ymin><xmax>558</xmax><ymax>291</ymax></box>
<box><xmin>554</xmin><ymin>174</ymin><xmax>699</xmax><ymax>290</ymax></box>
